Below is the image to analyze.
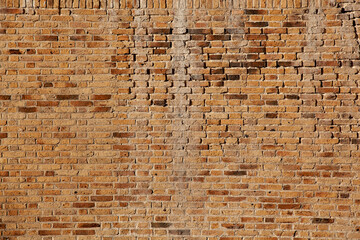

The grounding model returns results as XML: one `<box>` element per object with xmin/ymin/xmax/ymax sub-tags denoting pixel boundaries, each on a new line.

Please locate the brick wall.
<box><xmin>1</xmin><ymin>0</ymin><xmax>360</xmax><ymax>239</ymax></box>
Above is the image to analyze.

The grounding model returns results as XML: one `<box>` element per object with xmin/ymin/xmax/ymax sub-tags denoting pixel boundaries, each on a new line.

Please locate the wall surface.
<box><xmin>1</xmin><ymin>0</ymin><xmax>360</xmax><ymax>239</ymax></box>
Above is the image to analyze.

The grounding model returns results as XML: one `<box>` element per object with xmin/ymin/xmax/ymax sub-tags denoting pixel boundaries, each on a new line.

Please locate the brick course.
<box><xmin>1</xmin><ymin>0</ymin><xmax>360</xmax><ymax>239</ymax></box>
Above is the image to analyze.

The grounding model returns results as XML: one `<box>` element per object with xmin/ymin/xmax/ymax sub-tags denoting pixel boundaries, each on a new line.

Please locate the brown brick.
<box><xmin>0</xmin><ymin>133</ymin><xmax>8</xmax><ymax>138</ymax></box>
<box><xmin>283</xmin><ymin>22</ymin><xmax>306</xmax><ymax>27</ymax></box>
<box><xmin>73</xmin><ymin>203</ymin><xmax>95</xmax><ymax>208</ymax></box>
<box><xmin>0</xmin><ymin>8</ymin><xmax>24</xmax><ymax>14</ymax></box>
<box><xmin>265</xmin><ymin>113</ymin><xmax>278</xmax><ymax>118</ymax></box>
<box><xmin>73</xmin><ymin>230</ymin><xmax>95</xmax><ymax>235</ymax></box>
<box><xmin>224</xmin><ymin>171</ymin><xmax>247</xmax><ymax>176</ymax></box>
<box><xmin>53</xmin><ymin>223</ymin><xmax>74</xmax><ymax>228</ymax></box>
<box><xmin>38</xmin><ymin>230</ymin><xmax>61</xmax><ymax>235</ymax></box>
<box><xmin>169</xmin><ymin>229</ymin><xmax>190</xmax><ymax>235</ymax></box>
<box><xmin>278</xmin><ymin>204</ymin><xmax>301</xmax><ymax>209</ymax></box>
<box><xmin>92</xmin><ymin>107</ymin><xmax>111</xmax><ymax>112</ymax></box>
<box><xmin>312</xmin><ymin>218</ymin><xmax>334</xmax><ymax>224</ymax></box>
<box><xmin>56</xmin><ymin>95</ymin><xmax>79</xmax><ymax>100</ymax></box>
<box><xmin>54</xmin><ymin>133</ymin><xmax>75</xmax><ymax>138</ymax></box>
<box><xmin>149</xmin><ymin>28</ymin><xmax>172</xmax><ymax>34</ymax></box>
<box><xmin>188</xmin><ymin>29</ymin><xmax>211</xmax><ymax>34</ymax></box>
<box><xmin>92</xmin><ymin>95</ymin><xmax>112</xmax><ymax>100</ymax></box>
<box><xmin>148</xmin><ymin>42</ymin><xmax>171</xmax><ymax>48</ymax></box>
<box><xmin>113</xmin><ymin>132</ymin><xmax>135</xmax><ymax>138</ymax></box>
<box><xmin>9</xmin><ymin>49</ymin><xmax>21</xmax><ymax>54</ymax></box>
<box><xmin>221</xmin><ymin>223</ymin><xmax>244</xmax><ymax>229</ymax></box>
<box><xmin>225</xmin><ymin>94</ymin><xmax>247</xmax><ymax>100</ymax></box>
<box><xmin>244</xmin><ymin>9</ymin><xmax>267</xmax><ymax>15</ymax></box>
<box><xmin>70</xmin><ymin>35</ymin><xmax>88</xmax><ymax>41</ymax></box>
<box><xmin>207</xmin><ymin>190</ymin><xmax>229</xmax><ymax>195</ymax></box>
<box><xmin>151</xmin><ymin>222</ymin><xmax>172</xmax><ymax>228</ymax></box>
<box><xmin>18</xmin><ymin>107</ymin><xmax>37</xmax><ymax>113</ymax></box>
<box><xmin>35</xmin><ymin>35</ymin><xmax>58</xmax><ymax>41</ymax></box>
<box><xmin>91</xmin><ymin>196</ymin><xmax>113</xmax><ymax>201</ymax></box>
<box><xmin>0</xmin><ymin>95</ymin><xmax>10</xmax><ymax>100</ymax></box>
<box><xmin>245</xmin><ymin>22</ymin><xmax>269</xmax><ymax>27</ymax></box>
<box><xmin>70</xmin><ymin>101</ymin><xmax>93</xmax><ymax>107</ymax></box>
<box><xmin>77</xmin><ymin>223</ymin><xmax>101</xmax><ymax>228</ymax></box>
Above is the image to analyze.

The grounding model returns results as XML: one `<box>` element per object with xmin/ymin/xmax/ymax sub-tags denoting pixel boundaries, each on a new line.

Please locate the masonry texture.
<box><xmin>1</xmin><ymin>0</ymin><xmax>360</xmax><ymax>239</ymax></box>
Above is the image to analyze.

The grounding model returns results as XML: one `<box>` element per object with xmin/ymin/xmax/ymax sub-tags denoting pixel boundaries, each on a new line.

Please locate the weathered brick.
<box><xmin>18</xmin><ymin>107</ymin><xmax>37</xmax><ymax>113</ymax></box>
<box><xmin>113</xmin><ymin>132</ymin><xmax>135</xmax><ymax>138</ymax></box>
<box><xmin>73</xmin><ymin>230</ymin><xmax>95</xmax><ymax>235</ymax></box>
<box><xmin>73</xmin><ymin>203</ymin><xmax>95</xmax><ymax>208</ymax></box>
<box><xmin>56</xmin><ymin>95</ymin><xmax>79</xmax><ymax>100</ymax></box>
<box><xmin>0</xmin><ymin>8</ymin><xmax>24</xmax><ymax>14</ymax></box>
<box><xmin>38</xmin><ymin>230</ymin><xmax>61</xmax><ymax>235</ymax></box>
<box><xmin>0</xmin><ymin>95</ymin><xmax>11</xmax><ymax>100</ymax></box>
<box><xmin>151</xmin><ymin>222</ymin><xmax>172</xmax><ymax>228</ymax></box>
<box><xmin>35</xmin><ymin>35</ymin><xmax>59</xmax><ymax>41</ymax></box>
<box><xmin>169</xmin><ymin>229</ymin><xmax>190</xmax><ymax>235</ymax></box>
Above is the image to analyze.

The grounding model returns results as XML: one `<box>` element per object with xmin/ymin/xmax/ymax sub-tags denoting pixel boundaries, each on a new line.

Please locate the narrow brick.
<box><xmin>169</xmin><ymin>229</ymin><xmax>190</xmax><ymax>235</ymax></box>
<box><xmin>151</xmin><ymin>222</ymin><xmax>172</xmax><ymax>228</ymax></box>
<box><xmin>90</xmin><ymin>196</ymin><xmax>113</xmax><ymax>201</ymax></box>
<box><xmin>148</xmin><ymin>28</ymin><xmax>172</xmax><ymax>34</ymax></box>
<box><xmin>92</xmin><ymin>95</ymin><xmax>111</xmax><ymax>100</ymax></box>
<box><xmin>18</xmin><ymin>107</ymin><xmax>37</xmax><ymax>113</ymax></box>
<box><xmin>38</xmin><ymin>230</ymin><xmax>61</xmax><ymax>235</ymax></box>
<box><xmin>73</xmin><ymin>230</ymin><xmax>95</xmax><ymax>235</ymax></box>
<box><xmin>78</xmin><ymin>223</ymin><xmax>101</xmax><ymax>228</ymax></box>
<box><xmin>244</xmin><ymin>9</ymin><xmax>267</xmax><ymax>14</ymax></box>
<box><xmin>73</xmin><ymin>203</ymin><xmax>95</xmax><ymax>208</ymax></box>
<box><xmin>113</xmin><ymin>132</ymin><xmax>135</xmax><ymax>138</ymax></box>
<box><xmin>187</xmin><ymin>29</ymin><xmax>211</xmax><ymax>34</ymax></box>
<box><xmin>70</xmin><ymin>35</ymin><xmax>87</xmax><ymax>41</ymax></box>
<box><xmin>245</xmin><ymin>22</ymin><xmax>269</xmax><ymax>27</ymax></box>
<box><xmin>92</xmin><ymin>107</ymin><xmax>112</xmax><ymax>112</ymax></box>
<box><xmin>53</xmin><ymin>223</ymin><xmax>74</xmax><ymax>228</ymax></box>
<box><xmin>224</xmin><ymin>171</ymin><xmax>247</xmax><ymax>176</ymax></box>
<box><xmin>207</xmin><ymin>190</ymin><xmax>229</xmax><ymax>195</ymax></box>
<box><xmin>70</xmin><ymin>101</ymin><xmax>93</xmax><ymax>107</ymax></box>
<box><xmin>148</xmin><ymin>42</ymin><xmax>171</xmax><ymax>48</ymax></box>
<box><xmin>35</xmin><ymin>35</ymin><xmax>58</xmax><ymax>41</ymax></box>
<box><xmin>285</xmin><ymin>95</ymin><xmax>299</xmax><ymax>100</ymax></box>
<box><xmin>153</xmin><ymin>99</ymin><xmax>167</xmax><ymax>106</ymax></box>
<box><xmin>0</xmin><ymin>95</ymin><xmax>11</xmax><ymax>100</ymax></box>
<box><xmin>9</xmin><ymin>49</ymin><xmax>21</xmax><ymax>54</ymax></box>
<box><xmin>278</xmin><ymin>204</ymin><xmax>301</xmax><ymax>209</ymax></box>
<box><xmin>225</xmin><ymin>94</ymin><xmax>247</xmax><ymax>100</ymax></box>
<box><xmin>54</xmin><ymin>133</ymin><xmax>75</xmax><ymax>138</ymax></box>
<box><xmin>56</xmin><ymin>95</ymin><xmax>79</xmax><ymax>100</ymax></box>
<box><xmin>37</xmin><ymin>101</ymin><xmax>59</xmax><ymax>106</ymax></box>
<box><xmin>312</xmin><ymin>218</ymin><xmax>334</xmax><ymax>224</ymax></box>
<box><xmin>0</xmin><ymin>8</ymin><xmax>24</xmax><ymax>14</ymax></box>
<box><xmin>221</xmin><ymin>223</ymin><xmax>244</xmax><ymax>229</ymax></box>
<box><xmin>283</xmin><ymin>22</ymin><xmax>306</xmax><ymax>27</ymax></box>
<box><xmin>265</xmin><ymin>113</ymin><xmax>278</xmax><ymax>118</ymax></box>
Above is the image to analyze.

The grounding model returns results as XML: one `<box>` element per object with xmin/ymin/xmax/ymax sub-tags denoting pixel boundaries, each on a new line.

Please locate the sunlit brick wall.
<box><xmin>1</xmin><ymin>0</ymin><xmax>360</xmax><ymax>239</ymax></box>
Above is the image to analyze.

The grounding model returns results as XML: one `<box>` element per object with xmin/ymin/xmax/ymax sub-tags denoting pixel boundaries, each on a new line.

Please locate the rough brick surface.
<box><xmin>1</xmin><ymin>0</ymin><xmax>360</xmax><ymax>239</ymax></box>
